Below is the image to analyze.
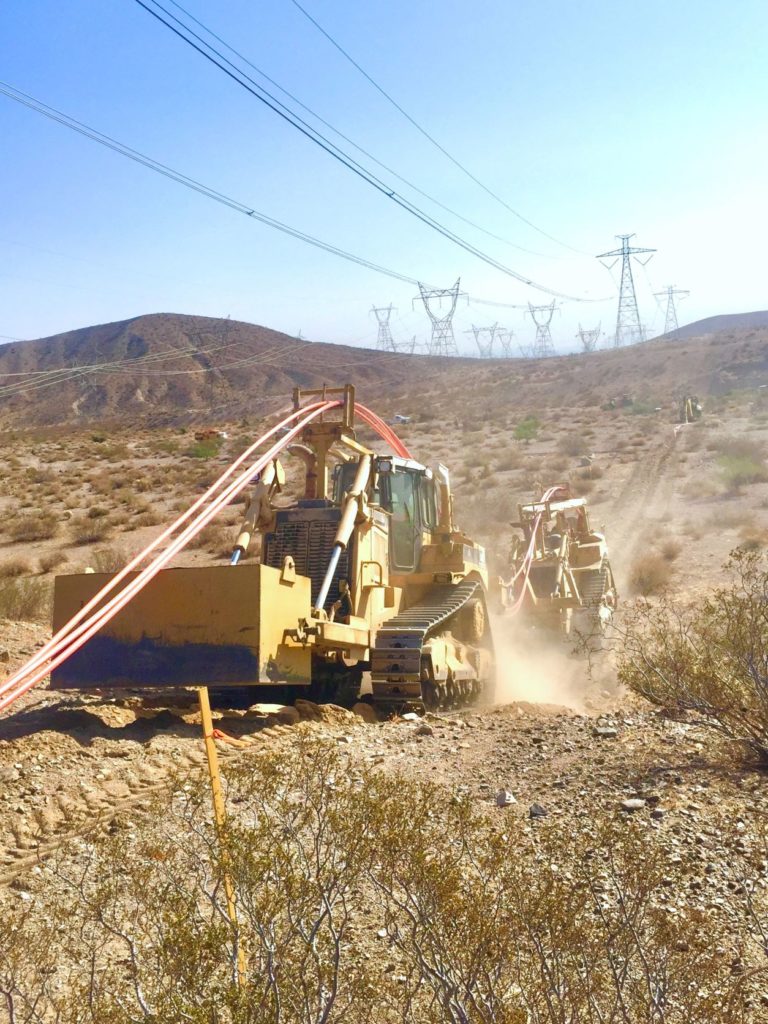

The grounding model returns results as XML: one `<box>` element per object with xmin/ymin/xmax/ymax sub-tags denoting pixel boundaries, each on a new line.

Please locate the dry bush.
<box><xmin>7</xmin><ymin>513</ymin><xmax>59</xmax><ymax>543</ymax></box>
<box><xmin>1</xmin><ymin>738</ymin><xmax>762</xmax><ymax>1022</ymax></box>
<box><xmin>627</xmin><ymin>553</ymin><xmax>671</xmax><ymax>595</ymax></box>
<box><xmin>557</xmin><ymin>434</ymin><xmax>585</xmax><ymax>456</ymax></box>
<box><xmin>86</xmin><ymin>546</ymin><xmax>134</xmax><ymax>572</ymax></box>
<box><xmin>70</xmin><ymin>516</ymin><xmax>113</xmax><ymax>546</ymax></box>
<box><xmin>0</xmin><ymin>556</ymin><xmax>33</xmax><ymax>578</ymax></box>
<box><xmin>39</xmin><ymin>550</ymin><xmax>69</xmax><ymax>574</ymax></box>
<box><xmin>0</xmin><ymin>576</ymin><xmax>52</xmax><ymax>621</ymax></box>
<box><xmin>619</xmin><ymin>550</ymin><xmax>768</xmax><ymax>764</ymax></box>
<box><xmin>659</xmin><ymin>538</ymin><xmax>682</xmax><ymax>562</ymax></box>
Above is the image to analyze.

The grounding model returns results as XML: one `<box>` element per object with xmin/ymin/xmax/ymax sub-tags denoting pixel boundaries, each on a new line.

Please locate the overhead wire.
<box><xmin>286</xmin><ymin>0</ymin><xmax>592</xmax><ymax>257</ymax></box>
<box><xmin>0</xmin><ymin>82</ymin><xmax>421</xmax><ymax>289</ymax></box>
<box><xmin>129</xmin><ymin>0</ymin><xmax>601</xmax><ymax>302</ymax></box>
<box><xmin>162</xmin><ymin>0</ymin><xmax>553</xmax><ymax>259</ymax></box>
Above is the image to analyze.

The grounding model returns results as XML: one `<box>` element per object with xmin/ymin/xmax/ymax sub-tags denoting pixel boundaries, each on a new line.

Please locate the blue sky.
<box><xmin>1</xmin><ymin>0</ymin><xmax>766</xmax><ymax>354</ymax></box>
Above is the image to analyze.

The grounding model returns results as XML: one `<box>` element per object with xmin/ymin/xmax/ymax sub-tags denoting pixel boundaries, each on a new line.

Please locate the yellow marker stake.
<box><xmin>198</xmin><ymin>685</ymin><xmax>247</xmax><ymax>987</ymax></box>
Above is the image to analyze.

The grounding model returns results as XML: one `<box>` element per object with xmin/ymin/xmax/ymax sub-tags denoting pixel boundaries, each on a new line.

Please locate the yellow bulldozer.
<box><xmin>499</xmin><ymin>488</ymin><xmax>617</xmax><ymax>641</ymax></box>
<box><xmin>51</xmin><ymin>386</ymin><xmax>494</xmax><ymax>711</ymax></box>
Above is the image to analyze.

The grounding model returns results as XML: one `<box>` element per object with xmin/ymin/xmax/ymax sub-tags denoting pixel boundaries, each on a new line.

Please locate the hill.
<box><xmin>0</xmin><ymin>311</ymin><xmax>767</xmax><ymax>427</ymax></box>
<box><xmin>659</xmin><ymin>310</ymin><xmax>768</xmax><ymax>340</ymax></box>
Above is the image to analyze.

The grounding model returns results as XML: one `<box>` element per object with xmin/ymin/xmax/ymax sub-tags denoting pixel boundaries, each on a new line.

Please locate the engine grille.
<box><xmin>263</xmin><ymin>504</ymin><xmax>350</xmax><ymax>610</ymax></box>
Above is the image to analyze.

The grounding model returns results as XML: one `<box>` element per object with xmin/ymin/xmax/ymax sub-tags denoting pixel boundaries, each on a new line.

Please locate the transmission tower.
<box><xmin>576</xmin><ymin>322</ymin><xmax>601</xmax><ymax>353</ymax></box>
<box><xmin>466</xmin><ymin>323</ymin><xmax>497</xmax><ymax>358</ymax></box>
<box><xmin>597</xmin><ymin>234</ymin><xmax>655</xmax><ymax>346</ymax></box>
<box><xmin>527</xmin><ymin>301</ymin><xmax>558</xmax><ymax>358</ymax></box>
<box><xmin>654</xmin><ymin>286</ymin><xmax>689</xmax><ymax>335</ymax></box>
<box><xmin>371</xmin><ymin>304</ymin><xmax>397</xmax><ymax>352</ymax></box>
<box><xmin>497</xmin><ymin>328</ymin><xmax>515</xmax><ymax>357</ymax></box>
<box><xmin>414</xmin><ymin>279</ymin><xmax>465</xmax><ymax>356</ymax></box>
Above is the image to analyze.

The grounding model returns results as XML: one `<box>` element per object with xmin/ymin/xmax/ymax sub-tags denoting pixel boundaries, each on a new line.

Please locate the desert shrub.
<box><xmin>0</xmin><ymin>739</ymin><xmax>761</xmax><ymax>1022</ymax></box>
<box><xmin>0</xmin><ymin>557</ymin><xmax>33</xmax><ymax>578</ymax></box>
<box><xmin>70</xmin><ymin>517</ymin><xmax>113</xmax><ymax>545</ymax></box>
<box><xmin>186</xmin><ymin>438</ymin><xmax>221</xmax><ymax>459</ymax></box>
<box><xmin>557</xmin><ymin>434</ymin><xmax>585</xmax><ymax>457</ymax></box>
<box><xmin>87</xmin><ymin>504</ymin><xmax>109</xmax><ymax>519</ymax></box>
<box><xmin>716</xmin><ymin>437</ymin><xmax>768</xmax><ymax>492</ymax></box>
<box><xmin>627</xmin><ymin>553</ymin><xmax>671</xmax><ymax>595</ymax></box>
<box><xmin>39</xmin><ymin>550</ymin><xmax>69</xmax><ymax>574</ymax></box>
<box><xmin>0</xmin><ymin>576</ymin><xmax>52</xmax><ymax>621</ymax></box>
<box><xmin>513</xmin><ymin>415</ymin><xmax>540</xmax><ymax>442</ymax></box>
<box><xmin>6</xmin><ymin>513</ymin><xmax>59</xmax><ymax>542</ymax></box>
<box><xmin>620</xmin><ymin>550</ymin><xmax>768</xmax><ymax>764</ymax></box>
<box><xmin>495</xmin><ymin>448</ymin><xmax>523</xmax><ymax>472</ymax></box>
<box><xmin>659</xmin><ymin>538</ymin><xmax>682</xmax><ymax>561</ymax></box>
<box><xmin>88</xmin><ymin>546</ymin><xmax>133</xmax><ymax>572</ymax></box>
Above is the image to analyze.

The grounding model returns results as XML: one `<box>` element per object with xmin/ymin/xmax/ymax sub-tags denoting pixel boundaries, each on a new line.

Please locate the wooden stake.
<box><xmin>198</xmin><ymin>685</ymin><xmax>247</xmax><ymax>986</ymax></box>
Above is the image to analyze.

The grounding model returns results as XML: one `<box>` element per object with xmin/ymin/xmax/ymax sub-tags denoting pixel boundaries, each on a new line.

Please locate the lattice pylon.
<box><xmin>414</xmin><ymin>279</ymin><xmax>465</xmax><ymax>356</ymax></box>
<box><xmin>576</xmin><ymin>322</ymin><xmax>601</xmax><ymax>352</ymax></box>
<box><xmin>466</xmin><ymin>323</ymin><xmax>498</xmax><ymax>357</ymax></box>
<box><xmin>597</xmin><ymin>233</ymin><xmax>655</xmax><ymax>346</ymax></box>
<box><xmin>654</xmin><ymin>286</ymin><xmax>689</xmax><ymax>336</ymax></box>
<box><xmin>527</xmin><ymin>301</ymin><xmax>557</xmax><ymax>357</ymax></box>
<box><xmin>371</xmin><ymin>304</ymin><xmax>397</xmax><ymax>352</ymax></box>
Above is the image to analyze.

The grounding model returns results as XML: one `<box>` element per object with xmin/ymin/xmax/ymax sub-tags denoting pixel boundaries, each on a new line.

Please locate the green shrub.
<box><xmin>186</xmin><ymin>438</ymin><xmax>221</xmax><ymax>459</ymax></box>
<box><xmin>513</xmin><ymin>415</ymin><xmax>540</xmax><ymax>441</ymax></box>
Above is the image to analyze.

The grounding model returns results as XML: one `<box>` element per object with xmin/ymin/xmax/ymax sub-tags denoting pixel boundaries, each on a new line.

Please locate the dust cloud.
<box><xmin>490</xmin><ymin>614</ymin><xmax>597</xmax><ymax>712</ymax></box>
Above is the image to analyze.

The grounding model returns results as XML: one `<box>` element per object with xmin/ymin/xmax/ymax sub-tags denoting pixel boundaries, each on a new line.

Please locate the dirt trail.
<box><xmin>606</xmin><ymin>429</ymin><xmax>680</xmax><ymax>587</ymax></box>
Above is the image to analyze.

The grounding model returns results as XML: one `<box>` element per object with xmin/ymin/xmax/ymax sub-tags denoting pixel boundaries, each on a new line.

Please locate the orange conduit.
<box><xmin>501</xmin><ymin>485</ymin><xmax>569</xmax><ymax>614</ymax></box>
<box><xmin>0</xmin><ymin>402</ymin><xmax>337</xmax><ymax>713</ymax></box>
<box><xmin>0</xmin><ymin>401</ymin><xmax>413</xmax><ymax>714</ymax></box>
<box><xmin>0</xmin><ymin>401</ymin><xmax>334</xmax><ymax>706</ymax></box>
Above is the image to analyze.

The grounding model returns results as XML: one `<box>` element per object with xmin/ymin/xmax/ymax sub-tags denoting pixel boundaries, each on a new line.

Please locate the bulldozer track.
<box><xmin>0</xmin><ymin>719</ymin><xmax>301</xmax><ymax>888</ymax></box>
<box><xmin>371</xmin><ymin>581</ymin><xmax>492</xmax><ymax>707</ymax></box>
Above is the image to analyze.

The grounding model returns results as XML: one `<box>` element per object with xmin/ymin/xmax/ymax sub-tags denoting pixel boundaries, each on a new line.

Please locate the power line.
<box><xmin>161</xmin><ymin>0</ymin><xmax>552</xmax><ymax>258</ymax></box>
<box><xmin>0</xmin><ymin>81</ymin><xmax>422</xmax><ymax>288</ymax></box>
<box><xmin>287</xmin><ymin>0</ymin><xmax>591</xmax><ymax>257</ymax></box>
<box><xmin>131</xmin><ymin>0</ymin><xmax>599</xmax><ymax>301</ymax></box>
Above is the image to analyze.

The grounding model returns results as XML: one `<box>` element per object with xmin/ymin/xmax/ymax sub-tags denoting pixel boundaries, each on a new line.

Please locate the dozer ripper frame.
<box><xmin>52</xmin><ymin>385</ymin><xmax>494</xmax><ymax>710</ymax></box>
<box><xmin>500</xmin><ymin>490</ymin><xmax>617</xmax><ymax>639</ymax></box>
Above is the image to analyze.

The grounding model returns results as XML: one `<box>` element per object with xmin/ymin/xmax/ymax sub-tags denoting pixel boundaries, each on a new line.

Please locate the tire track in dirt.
<box><xmin>0</xmin><ymin>708</ymin><xmax>336</xmax><ymax>887</ymax></box>
<box><xmin>607</xmin><ymin>432</ymin><xmax>680</xmax><ymax>587</ymax></box>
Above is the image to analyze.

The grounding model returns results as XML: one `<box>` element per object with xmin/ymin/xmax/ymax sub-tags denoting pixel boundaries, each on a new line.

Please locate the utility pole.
<box><xmin>466</xmin><ymin>323</ymin><xmax>497</xmax><ymax>358</ymax></box>
<box><xmin>414</xmin><ymin>279</ymin><xmax>465</xmax><ymax>356</ymax></box>
<box><xmin>597</xmin><ymin>234</ymin><xmax>655</xmax><ymax>346</ymax></box>
<box><xmin>527</xmin><ymin>301</ymin><xmax>557</xmax><ymax>358</ymax></box>
<box><xmin>370</xmin><ymin>304</ymin><xmax>398</xmax><ymax>352</ymax></box>
<box><xmin>576</xmin><ymin>322</ymin><xmax>601</xmax><ymax>352</ymax></box>
<box><xmin>654</xmin><ymin>285</ymin><xmax>689</xmax><ymax>335</ymax></box>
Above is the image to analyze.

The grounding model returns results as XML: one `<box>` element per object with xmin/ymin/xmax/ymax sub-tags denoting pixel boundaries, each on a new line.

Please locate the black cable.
<box><xmin>0</xmin><ymin>82</ymin><xmax>420</xmax><ymax>288</ymax></box>
<box><xmin>163</xmin><ymin>0</ymin><xmax>552</xmax><ymax>259</ymax></box>
<box><xmin>287</xmin><ymin>0</ymin><xmax>592</xmax><ymax>256</ymax></box>
<box><xmin>131</xmin><ymin>0</ymin><xmax>600</xmax><ymax>301</ymax></box>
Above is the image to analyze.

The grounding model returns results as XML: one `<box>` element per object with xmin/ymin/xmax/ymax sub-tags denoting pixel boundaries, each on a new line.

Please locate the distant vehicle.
<box><xmin>391</xmin><ymin>414</ymin><xmax>411</xmax><ymax>424</ymax></box>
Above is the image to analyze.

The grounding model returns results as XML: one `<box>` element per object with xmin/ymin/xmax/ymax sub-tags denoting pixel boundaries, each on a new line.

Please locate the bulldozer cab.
<box><xmin>333</xmin><ymin>456</ymin><xmax>437</xmax><ymax>574</ymax></box>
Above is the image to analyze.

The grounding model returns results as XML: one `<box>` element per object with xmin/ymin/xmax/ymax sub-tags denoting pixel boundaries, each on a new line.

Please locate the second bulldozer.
<box><xmin>499</xmin><ymin>488</ymin><xmax>617</xmax><ymax>640</ymax></box>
